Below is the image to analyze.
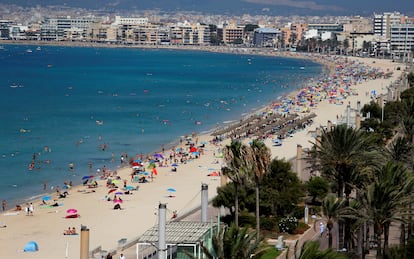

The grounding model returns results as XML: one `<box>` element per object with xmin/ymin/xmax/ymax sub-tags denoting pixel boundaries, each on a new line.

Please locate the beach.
<box><xmin>0</xmin><ymin>47</ymin><xmax>405</xmax><ymax>258</ymax></box>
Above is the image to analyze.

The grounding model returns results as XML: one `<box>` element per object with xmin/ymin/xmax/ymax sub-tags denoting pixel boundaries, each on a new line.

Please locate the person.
<box><xmin>106</xmin><ymin>252</ymin><xmax>113</xmax><ymax>259</ymax></box>
<box><xmin>2</xmin><ymin>199</ymin><xmax>6</xmax><ymax>212</ymax></box>
<box><xmin>63</xmin><ymin>227</ymin><xmax>71</xmax><ymax>235</ymax></box>
<box><xmin>119</xmin><ymin>253</ymin><xmax>126</xmax><ymax>259</ymax></box>
<box><xmin>29</xmin><ymin>203</ymin><xmax>34</xmax><ymax>215</ymax></box>
<box><xmin>71</xmin><ymin>227</ymin><xmax>77</xmax><ymax>235</ymax></box>
<box><xmin>171</xmin><ymin>210</ymin><xmax>178</xmax><ymax>219</ymax></box>
<box><xmin>319</xmin><ymin>222</ymin><xmax>325</xmax><ymax>237</ymax></box>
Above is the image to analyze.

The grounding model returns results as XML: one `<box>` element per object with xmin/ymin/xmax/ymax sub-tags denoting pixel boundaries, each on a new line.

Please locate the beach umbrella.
<box><xmin>147</xmin><ymin>163</ymin><xmax>156</xmax><ymax>169</ymax></box>
<box><xmin>66</xmin><ymin>208</ymin><xmax>77</xmax><ymax>214</ymax></box>
<box><xmin>134</xmin><ymin>159</ymin><xmax>142</xmax><ymax>163</ymax></box>
<box><xmin>208</xmin><ymin>172</ymin><xmax>220</xmax><ymax>177</ymax></box>
<box><xmin>167</xmin><ymin>187</ymin><xmax>176</xmax><ymax>192</ymax></box>
<box><xmin>171</xmin><ymin>163</ymin><xmax>179</xmax><ymax>167</ymax></box>
<box><xmin>125</xmin><ymin>186</ymin><xmax>134</xmax><ymax>190</ymax></box>
<box><xmin>111</xmin><ymin>180</ymin><xmax>119</xmax><ymax>185</ymax></box>
<box><xmin>42</xmin><ymin>195</ymin><xmax>51</xmax><ymax>201</ymax></box>
<box><xmin>139</xmin><ymin>171</ymin><xmax>149</xmax><ymax>176</ymax></box>
<box><xmin>154</xmin><ymin>153</ymin><xmax>163</xmax><ymax>159</ymax></box>
<box><xmin>23</xmin><ymin>241</ymin><xmax>39</xmax><ymax>252</ymax></box>
<box><xmin>114</xmin><ymin>199</ymin><xmax>123</xmax><ymax>204</ymax></box>
<box><xmin>115</xmin><ymin>191</ymin><xmax>123</xmax><ymax>195</ymax></box>
<box><xmin>200</xmin><ymin>141</ymin><xmax>207</xmax><ymax>145</ymax></box>
<box><xmin>81</xmin><ymin>175</ymin><xmax>94</xmax><ymax>180</ymax></box>
<box><xmin>132</xmin><ymin>162</ymin><xmax>142</xmax><ymax>167</ymax></box>
<box><xmin>108</xmin><ymin>188</ymin><xmax>117</xmax><ymax>194</ymax></box>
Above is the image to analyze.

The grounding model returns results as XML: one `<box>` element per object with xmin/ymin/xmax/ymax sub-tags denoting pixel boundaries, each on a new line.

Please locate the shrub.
<box><xmin>278</xmin><ymin>216</ymin><xmax>298</xmax><ymax>234</ymax></box>
<box><xmin>261</xmin><ymin>217</ymin><xmax>279</xmax><ymax>231</ymax></box>
<box><xmin>293</xmin><ymin>222</ymin><xmax>310</xmax><ymax>234</ymax></box>
<box><xmin>290</xmin><ymin>206</ymin><xmax>305</xmax><ymax>220</ymax></box>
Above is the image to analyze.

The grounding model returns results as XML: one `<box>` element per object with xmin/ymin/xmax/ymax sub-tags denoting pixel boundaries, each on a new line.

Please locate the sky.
<box><xmin>3</xmin><ymin>0</ymin><xmax>414</xmax><ymax>16</ymax></box>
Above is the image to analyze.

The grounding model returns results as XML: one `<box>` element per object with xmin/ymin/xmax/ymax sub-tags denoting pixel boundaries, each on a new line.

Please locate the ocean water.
<box><xmin>0</xmin><ymin>44</ymin><xmax>322</xmax><ymax>206</ymax></box>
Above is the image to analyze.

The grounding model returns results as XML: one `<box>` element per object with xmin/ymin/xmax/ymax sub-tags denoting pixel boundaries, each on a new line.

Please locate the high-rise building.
<box><xmin>373</xmin><ymin>12</ymin><xmax>402</xmax><ymax>39</ymax></box>
<box><xmin>390</xmin><ymin>23</ymin><xmax>414</xmax><ymax>60</ymax></box>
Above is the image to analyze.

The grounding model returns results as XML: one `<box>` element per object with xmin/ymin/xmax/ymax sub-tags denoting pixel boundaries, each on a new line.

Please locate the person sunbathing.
<box><xmin>63</xmin><ymin>227</ymin><xmax>72</xmax><ymax>235</ymax></box>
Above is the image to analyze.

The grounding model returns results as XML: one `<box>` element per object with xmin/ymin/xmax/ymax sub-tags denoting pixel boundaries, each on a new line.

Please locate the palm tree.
<box><xmin>248</xmin><ymin>139</ymin><xmax>271</xmax><ymax>240</ymax></box>
<box><xmin>298</xmin><ymin>240</ymin><xmax>348</xmax><ymax>259</ymax></box>
<box><xmin>307</xmin><ymin>124</ymin><xmax>383</xmax><ymax>250</ymax></box>
<box><xmin>349</xmin><ymin>162</ymin><xmax>414</xmax><ymax>258</ymax></box>
<box><xmin>321</xmin><ymin>194</ymin><xmax>346</xmax><ymax>248</ymax></box>
<box><xmin>222</xmin><ymin>140</ymin><xmax>250</xmax><ymax>228</ymax></box>
<box><xmin>195</xmin><ymin>223</ymin><xmax>269</xmax><ymax>259</ymax></box>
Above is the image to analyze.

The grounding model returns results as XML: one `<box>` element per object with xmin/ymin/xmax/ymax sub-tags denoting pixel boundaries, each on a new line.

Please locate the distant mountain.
<box><xmin>2</xmin><ymin>0</ymin><xmax>413</xmax><ymax>16</ymax></box>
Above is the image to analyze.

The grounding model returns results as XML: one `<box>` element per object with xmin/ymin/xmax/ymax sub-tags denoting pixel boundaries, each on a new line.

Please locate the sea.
<box><xmin>0</xmin><ymin>44</ymin><xmax>323</xmax><ymax>207</ymax></box>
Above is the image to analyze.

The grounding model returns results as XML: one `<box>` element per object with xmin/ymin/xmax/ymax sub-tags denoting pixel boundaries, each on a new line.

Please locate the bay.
<box><xmin>0</xmin><ymin>44</ymin><xmax>322</xmax><ymax>206</ymax></box>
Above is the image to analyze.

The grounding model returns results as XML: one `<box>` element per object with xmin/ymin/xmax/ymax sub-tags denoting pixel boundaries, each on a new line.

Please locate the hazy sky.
<box><xmin>4</xmin><ymin>0</ymin><xmax>413</xmax><ymax>16</ymax></box>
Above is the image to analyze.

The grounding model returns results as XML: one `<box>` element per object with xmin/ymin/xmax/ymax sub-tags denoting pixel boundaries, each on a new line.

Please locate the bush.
<box><xmin>293</xmin><ymin>222</ymin><xmax>310</xmax><ymax>234</ymax></box>
<box><xmin>290</xmin><ymin>206</ymin><xmax>305</xmax><ymax>220</ymax></box>
<box><xmin>260</xmin><ymin>217</ymin><xmax>279</xmax><ymax>231</ymax></box>
<box><xmin>278</xmin><ymin>216</ymin><xmax>298</xmax><ymax>234</ymax></box>
<box><xmin>239</xmin><ymin>212</ymin><xmax>255</xmax><ymax>227</ymax></box>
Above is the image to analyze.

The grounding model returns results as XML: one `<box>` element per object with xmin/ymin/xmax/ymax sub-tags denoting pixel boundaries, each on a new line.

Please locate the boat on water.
<box><xmin>10</xmin><ymin>83</ymin><xmax>24</xmax><ymax>88</ymax></box>
<box><xmin>26</xmin><ymin>49</ymin><xmax>33</xmax><ymax>53</ymax></box>
<box><xmin>36</xmin><ymin>46</ymin><xmax>41</xmax><ymax>51</ymax></box>
<box><xmin>96</xmin><ymin>120</ymin><xmax>104</xmax><ymax>125</ymax></box>
<box><xmin>300</xmin><ymin>67</ymin><xmax>305</xmax><ymax>70</ymax></box>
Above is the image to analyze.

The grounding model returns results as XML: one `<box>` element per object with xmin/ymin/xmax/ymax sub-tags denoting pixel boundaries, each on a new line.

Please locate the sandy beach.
<box><xmin>0</xmin><ymin>48</ymin><xmax>405</xmax><ymax>258</ymax></box>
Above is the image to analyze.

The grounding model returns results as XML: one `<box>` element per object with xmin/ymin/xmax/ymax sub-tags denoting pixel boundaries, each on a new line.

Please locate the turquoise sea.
<box><xmin>0</xmin><ymin>44</ymin><xmax>323</xmax><ymax>207</ymax></box>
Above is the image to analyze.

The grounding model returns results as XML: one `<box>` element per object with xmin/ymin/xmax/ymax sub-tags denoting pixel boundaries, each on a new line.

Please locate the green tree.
<box><xmin>321</xmin><ymin>194</ymin><xmax>346</xmax><ymax>249</ymax></box>
<box><xmin>248</xmin><ymin>139</ymin><xmax>271</xmax><ymax>240</ymax></box>
<box><xmin>298</xmin><ymin>240</ymin><xmax>348</xmax><ymax>259</ymax></box>
<box><xmin>197</xmin><ymin>223</ymin><xmax>269</xmax><ymax>259</ymax></box>
<box><xmin>307</xmin><ymin>124</ymin><xmax>383</xmax><ymax>250</ymax></box>
<box><xmin>306</xmin><ymin>176</ymin><xmax>329</xmax><ymax>204</ymax></box>
<box><xmin>222</xmin><ymin>140</ymin><xmax>250</xmax><ymax>228</ymax></box>
<box><xmin>260</xmin><ymin>158</ymin><xmax>304</xmax><ymax>217</ymax></box>
<box><xmin>349</xmin><ymin>162</ymin><xmax>414</xmax><ymax>258</ymax></box>
<box><xmin>244</xmin><ymin>24</ymin><xmax>259</xmax><ymax>32</ymax></box>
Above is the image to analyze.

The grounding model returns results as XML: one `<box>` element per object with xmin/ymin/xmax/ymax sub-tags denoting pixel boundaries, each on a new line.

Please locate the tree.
<box><xmin>244</xmin><ymin>24</ymin><xmax>259</xmax><ymax>32</ymax></box>
<box><xmin>248</xmin><ymin>139</ymin><xmax>271</xmax><ymax>240</ymax></box>
<box><xmin>298</xmin><ymin>240</ymin><xmax>348</xmax><ymax>259</ymax></box>
<box><xmin>321</xmin><ymin>194</ymin><xmax>346</xmax><ymax>249</ymax></box>
<box><xmin>307</xmin><ymin>124</ymin><xmax>383</xmax><ymax>250</ymax></box>
<box><xmin>195</xmin><ymin>223</ymin><xmax>269</xmax><ymax>259</ymax></box>
<box><xmin>306</xmin><ymin>176</ymin><xmax>329</xmax><ymax>204</ymax></box>
<box><xmin>222</xmin><ymin>140</ymin><xmax>250</xmax><ymax>228</ymax></box>
<box><xmin>349</xmin><ymin>162</ymin><xmax>414</xmax><ymax>258</ymax></box>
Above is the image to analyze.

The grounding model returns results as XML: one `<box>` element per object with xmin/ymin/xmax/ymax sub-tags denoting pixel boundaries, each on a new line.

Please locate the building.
<box><xmin>373</xmin><ymin>12</ymin><xmax>402</xmax><ymax>39</ymax></box>
<box><xmin>0</xmin><ymin>20</ymin><xmax>13</xmax><ymax>39</ymax></box>
<box><xmin>113</xmin><ymin>16</ymin><xmax>148</xmax><ymax>26</ymax></box>
<box><xmin>390</xmin><ymin>23</ymin><xmax>414</xmax><ymax>61</ymax></box>
<box><xmin>40</xmin><ymin>17</ymin><xmax>100</xmax><ymax>41</ymax></box>
<box><xmin>218</xmin><ymin>23</ymin><xmax>244</xmax><ymax>45</ymax></box>
<box><xmin>307</xmin><ymin>23</ymin><xmax>343</xmax><ymax>33</ymax></box>
<box><xmin>253</xmin><ymin>27</ymin><xmax>281</xmax><ymax>47</ymax></box>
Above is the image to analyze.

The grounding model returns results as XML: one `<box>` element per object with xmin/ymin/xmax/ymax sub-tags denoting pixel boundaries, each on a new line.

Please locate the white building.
<box><xmin>390</xmin><ymin>23</ymin><xmax>414</xmax><ymax>61</ymax></box>
<box><xmin>114</xmin><ymin>16</ymin><xmax>148</xmax><ymax>26</ymax></box>
<box><xmin>373</xmin><ymin>12</ymin><xmax>402</xmax><ymax>39</ymax></box>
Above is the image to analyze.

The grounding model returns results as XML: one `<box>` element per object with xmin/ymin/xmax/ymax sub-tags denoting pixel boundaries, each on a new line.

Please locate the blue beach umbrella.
<box><xmin>42</xmin><ymin>195</ymin><xmax>51</xmax><ymax>201</ymax></box>
<box><xmin>82</xmin><ymin>175</ymin><xmax>94</xmax><ymax>180</ymax></box>
<box><xmin>167</xmin><ymin>187</ymin><xmax>176</xmax><ymax>192</ymax></box>
<box><xmin>171</xmin><ymin>163</ymin><xmax>179</xmax><ymax>167</ymax></box>
<box><xmin>125</xmin><ymin>186</ymin><xmax>134</xmax><ymax>190</ymax></box>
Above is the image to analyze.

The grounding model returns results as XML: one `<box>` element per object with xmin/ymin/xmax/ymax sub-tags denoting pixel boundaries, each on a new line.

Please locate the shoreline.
<box><xmin>1</xmin><ymin>41</ymin><xmax>327</xmax><ymax>208</ymax></box>
<box><xmin>0</xmin><ymin>42</ymin><xmax>405</xmax><ymax>258</ymax></box>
